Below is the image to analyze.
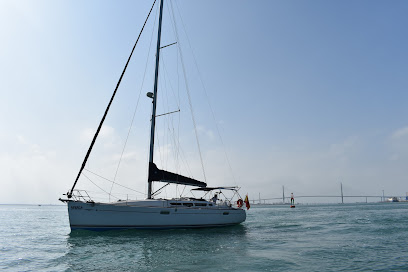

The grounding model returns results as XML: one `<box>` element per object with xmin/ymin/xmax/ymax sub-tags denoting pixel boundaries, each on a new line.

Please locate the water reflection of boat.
<box><xmin>64</xmin><ymin>225</ymin><xmax>247</xmax><ymax>270</ymax></box>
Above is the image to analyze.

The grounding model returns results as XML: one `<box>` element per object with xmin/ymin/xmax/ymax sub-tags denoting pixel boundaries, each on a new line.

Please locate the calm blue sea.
<box><xmin>1</xmin><ymin>203</ymin><xmax>407</xmax><ymax>271</ymax></box>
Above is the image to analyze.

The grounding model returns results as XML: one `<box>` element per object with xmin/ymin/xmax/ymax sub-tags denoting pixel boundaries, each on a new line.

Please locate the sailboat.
<box><xmin>59</xmin><ymin>0</ymin><xmax>247</xmax><ymax>230</ymax></box>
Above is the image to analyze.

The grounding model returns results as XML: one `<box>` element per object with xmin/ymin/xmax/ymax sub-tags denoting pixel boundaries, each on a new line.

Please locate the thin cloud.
<box><xmin>328</xmin><ymin>136</ymin><xmax>358</xmax><ymax>157</ymax></box>
<box><xmin>196</xmin><ymin>125</ymin><xmax>215</xmax><ymax>140</ymax></box>
<box><xmin>0</xmin><ymin>135</ymin><xmax>68</xmax><ymax>204</ymax></box>
<box><xmin>391</xmin><ymin>126</ymin><xmax>408</xmax><ymax>139</ymax></box>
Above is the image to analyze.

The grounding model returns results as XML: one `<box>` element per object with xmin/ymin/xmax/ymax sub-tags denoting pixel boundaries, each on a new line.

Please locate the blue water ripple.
<box><xmin>1</xmin><ymin>203</ymin><xmax>408</xmax><ymax>271</ymax></box>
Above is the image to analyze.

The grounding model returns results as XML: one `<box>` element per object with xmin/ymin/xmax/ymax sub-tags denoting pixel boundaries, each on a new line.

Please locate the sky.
<box><xmin>1</xmin><ymin>0</ymin><xmax>408</xmax><ymax>204</ymax></box>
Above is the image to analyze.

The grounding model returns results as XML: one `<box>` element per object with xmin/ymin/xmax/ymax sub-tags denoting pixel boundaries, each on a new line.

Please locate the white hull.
<box><xmin>67</xmin><ymin>199</ymin><xmax>246</xmax><ymax>230</ymax></box>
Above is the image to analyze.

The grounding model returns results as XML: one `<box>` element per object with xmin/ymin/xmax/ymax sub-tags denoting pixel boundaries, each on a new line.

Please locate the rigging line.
<box><xmin>156</xmin><ymin>65</ymin><xmax>165</xmax><ymax>170</ymax></box>
<box><xmin>78</xmin><ymin>190</ymin><xmax>139</xmax><ymax>200</ymax></box>
<box><xmin>162</xmin><ymin>3</ymin><xmax>181</xmax><ymax>110</ymax></box>
<box><xmin>160</xmin><ymin>42</ymin><xmax>177</xmax><ymax>49</ymax></box>
<box><xmin>152</xmin><ymin>182</ymin><xmax>170</xmax><ymax>196</ymax></box>
<box><xmin>161</xmin><ymin>55</ymin><xmax>181</xmax><ymax>109</ymax></box>
<box><xmin>159</xmin><ymin>123</ymin><xmax>193</xmax><ymax>178</ymax></box>
<box><xmin>164</xmin><ymin>101</ymin><xmax>169</xmax><ymax>172</ymax></box>
<box><xmin>176</xmin><ymin>47</ymin><xmax>181</xmax><ymax>176</ymax></box>
<box><xmin>164</xmin><ymin>62</ymin><xmax>178</xmax><ymax>172</ymax></box>
<box><xmin>109</xmin><ymin>1</ymin><xmax>159</xmax><ymax>196</ymax></box>
<box><xmin>84</xmin><ymin>169</ymin><xmax>146</xmax><ymax>195</ymax></box>
<box><xmin>164</xmin><ymin>128</ymin><xmax>192</xmax><ymax>178</ymax></box>
<box><xmin>163</xmin><ymin>1</ymin><xmax>183</xmax><ymax>177</ymax></box>
<box><xmin>167</xmin><ymin>127</ymin><xmax>177</xmax><ymax>174</ymax></box>
<box><xmin>155</xmin><ymin>115</ymin><xmax>164</xmax><ymax>171</ymax></box>
<box><xmin>82</xmin><ymin>173</ymin><xmax>119</xmax><ymax>200</ymax></box>
<box><xmin>156</xmin><ymin>64</ymin><xmax>174</xmax><ymax>173</ymax></box>
<box><xmin>169</xmin><ymin>0</ymin><xmax>207</xmax><ymax>183</ymax></box>
<box><xmin>161</xmin><ymin>55</ymin><xmax>180</xmax><ymax>175</ymax></box>
<box><xmin>180</xmin><ymin>185</ymin><xmax>186</xmax><ymax>198</ymax></box>
<box><xmin>176</xmin><ymin>136</ymin><xmax>194</xmax><ymax>178</ymax></box>
<box><xmin>155</xmin><ymin>109</ymin><xmax>180</xmax><ymax>118</ymax></box>
<box><xmin>176</xmin><ymin>47</ymin><xmax>181</xmax><ymax>177</ymax></box>
<box><xmin>172</xmin><ymin>0</ymin><xmax>236</xmax><ymax>183</ymax></box>
<box><xmin>160</xmin><ymin>62</ymin><xmax>170</xmax><ymax>170</ymax></box>
<box><xmin>165</xmin><ymin>1</ymin><xmax>178</xmax><ymax>47</ymax></box>
<box><xmin>167</xmin><ymin>0</ymin><xmax>182</xmax><ymax>176</ymax></box>
<box><xmin>175</xmin><ymin>12</ymin><xmax>181</xmax><ymax>177</ymax></box>
<box><xmin>68</xmin><ymin>0</ymin><xmax>157</xmax><ymax>198</ymax></box>
<box><xmin>160</xmin><ymin>57</ymin><xmax>181</xmax><ymax>175</ymax></box>
<box><xmin>161</xmin><ymin>108</ymin><xmax>193</xmax><ymax>179</ymax></box>
<box><xmin>76</xmin><ymin>189</ymin><xmax>115</xmax><ymax>196</ymax></box>
<box><xmin>171</xmin><ymin>127</ymin><xmax>181</xmax><ymax>175</ymax></box>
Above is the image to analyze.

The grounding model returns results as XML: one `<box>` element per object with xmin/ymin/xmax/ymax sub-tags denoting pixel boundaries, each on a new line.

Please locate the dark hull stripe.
<box><xmin>70</xmin><ymin>223</ymin><xmax>239</xmax><ymax>231</ymax></box>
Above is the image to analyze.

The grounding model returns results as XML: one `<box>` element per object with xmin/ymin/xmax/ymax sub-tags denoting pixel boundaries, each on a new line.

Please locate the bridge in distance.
<box><xmin>253</xmin><ymin>195</ymin><xmax>408</xmax><ymax>204</ymax></box>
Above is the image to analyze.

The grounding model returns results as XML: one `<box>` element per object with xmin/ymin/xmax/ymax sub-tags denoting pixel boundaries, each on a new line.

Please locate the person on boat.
<box><xmin>291</xmin><ymin>193</ymin><xmax>294</xmax><ymax>205</ymax></box>
<box><xmin>212</xmin><ymin>193</ymin><xmax>218</xmax><ymax>203</ymax></box>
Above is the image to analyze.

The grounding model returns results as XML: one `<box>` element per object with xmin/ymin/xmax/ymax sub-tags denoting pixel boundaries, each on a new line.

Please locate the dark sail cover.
<box><xmin>148</xmin><ymin>162</ymin><xmax>207</xmax><ymax>187</ymax></box>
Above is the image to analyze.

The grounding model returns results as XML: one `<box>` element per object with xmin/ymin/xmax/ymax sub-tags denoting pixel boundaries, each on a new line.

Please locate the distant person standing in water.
<box><xmin>291</xmin><ymin>193</ymin><xmax>294</xmax><ymax>205</ymax></box>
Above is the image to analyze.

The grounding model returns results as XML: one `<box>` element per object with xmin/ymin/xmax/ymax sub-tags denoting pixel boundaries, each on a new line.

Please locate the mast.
<box><xmin>148</xmin><ymin>0</ymin><xmax>164</xmax><ymax>199</ymax></box>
